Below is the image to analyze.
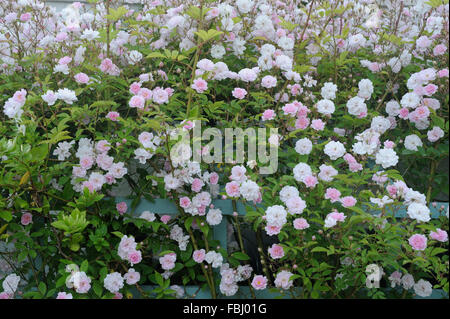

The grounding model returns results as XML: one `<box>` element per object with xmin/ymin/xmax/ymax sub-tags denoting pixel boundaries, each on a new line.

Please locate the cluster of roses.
<box><xmin>53</xmin><ymin>138</ymin><xmax>128</xmax><ymax>194</ymax></box>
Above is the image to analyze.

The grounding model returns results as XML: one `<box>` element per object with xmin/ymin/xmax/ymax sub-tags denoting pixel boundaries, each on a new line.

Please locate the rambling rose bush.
<box><xmin>0</xmin><ymin>0</ymin><xmax>448</xmax><ymax>299</ymax></box>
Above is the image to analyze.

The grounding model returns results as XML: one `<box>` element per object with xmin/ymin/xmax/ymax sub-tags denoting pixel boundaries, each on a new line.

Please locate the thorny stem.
<box><xmin>426</xmin><ymin>160</ymin><xmax>437</xmax><ymax>203</ymax></box>
<box><xmin>163</xmin><ymin>132</ymin><xmax>217</xmax><ymax>299</ymax></box>
<box><xmin>231</xmin><ymin>200</ymin><xmax>256</xmax><ymax>299</ymax></box>
<box><xmin>375</xmin><ymin>11</ymin><xmax>431</xmax><ymax>112</ymax></box>
<box><xmin>255</xmin><ymin>226</ymin><xmax>272</xmax><ymax>286</ymax></box>
<box><xmin>186</xmin><ymin>1</ymin><xmax>204</xmax><ymax>117</ymax></box>
<box><xmin>106</xmin><ymin>0</ymin><xmax>111</xmax><ymax>57</ymax></box>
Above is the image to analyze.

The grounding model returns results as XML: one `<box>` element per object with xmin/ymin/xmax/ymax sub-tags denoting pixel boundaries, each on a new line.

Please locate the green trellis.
<box><xmin>114</xmin><ymin>197</ymin><xmax>449</xmax><ymax>299</ymax></box>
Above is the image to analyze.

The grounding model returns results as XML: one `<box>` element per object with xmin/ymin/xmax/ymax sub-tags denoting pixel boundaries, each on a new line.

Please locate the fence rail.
<box><xmin>113</xmin><ymin>197</ymin><xmax>449</xmax><ymax>299</ymax></box>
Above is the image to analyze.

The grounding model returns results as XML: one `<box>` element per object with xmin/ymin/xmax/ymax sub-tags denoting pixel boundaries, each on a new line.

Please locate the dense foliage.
<box><xmin>0</xmin><ymin>0</ymin><xmax>448</xmax><ymax>299</ymax></box>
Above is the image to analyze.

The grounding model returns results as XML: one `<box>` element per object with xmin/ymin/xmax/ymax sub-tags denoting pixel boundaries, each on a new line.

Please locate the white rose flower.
<box><xmin>104</xmin><ymin>272</ymin><xmax>124</xmax><ymax>293</ymax></box>
<box><xmin>316</xmin><ymin>99</ymin><xmax>335</xmax><ymax>115</ymax></box>
<box><xmin>324</xmin><ymin>141</ymin><xmax>346</xmax><ymax>160</ymax></box>
<box><xmin>414</xmin><ymin>279</ymin><xmax>432</xmax><ymax>297</ymax></box>
<box><xmin>279</xmin><ymin>186</ymin><xmax>299</xmax><ymax>203</ymax></box>
<box><xmin>320</xmin><ymin>82</ymin><xmax>337</xmax><ymax>100</ymax></box>
<box><xmin>407</xmin><ymin>203</ymin><xmax>431</xmax><ymax>222</ymax></box>
<box><xmin>211</xmin><ymin>44</ymin><xmax>226</xmax><ymax>59</ymax></box>
<box><xmin>404</xmin><ymin>134</ymin><xmax>423</xmax><ymax>151</ymax></box>
<box><xmin>375</xmin><ymin>148</ymin><xmax>399</xmax><ymax>168</ymax></box>
<box><xmin>295</xmin><ymin>138</ymin><xmax>313</xmax><ymax>155</ymax></box>
<box><xmin>128</xmin><ymin>50</ymin><xmax>143</xmax><ymax>65</ymax></box>
<box><xmin>293</xmin><ymin>162</ymin><xmax>312</xmax><ymax>182</ymax></box>
<box><xmin>206</xmin><ymin>208</ymin><xmax>223</xmax><ymax>226</ymax></box>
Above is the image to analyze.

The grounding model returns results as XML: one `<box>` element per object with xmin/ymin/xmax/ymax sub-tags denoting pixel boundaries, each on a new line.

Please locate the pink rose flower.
<box><xmin>409</xmin><ymin>234</ymin><xmax>427</xmax><ymax>251</ymax></box>
<box><xmin>129</xmin><ymin>82</ymin><xmax>141</xmax><ymax>95</ymax></box>
<box><xmin>340</xmin><ymin>196</ymin><xmax>357</xmax><ymax>207</ymax></box>
<box><xmin>329</xmin><ymin>211</ymin><xmax>346</xmax><ymax>222</ymax></box>
<box><xmin>58</xmin><ymin>56</ymin><xmax>72</xmax><ymax>65</ymax></box>
<box><xmin>55</xmin><ymin>32</ymin><xmax>68</xmax><ymax>42</ymax></box>
<box><xmin>20</xmin><ymin>12</ymin><xmax>32</xmax><ymax>22</ymax></box>
<box><xmin>384</xmin><ymin>140</ymin><xmax>395</xmax><ymax>148</ymax></box>
<box><xmin>159</xmin><ymin>253</ymin><xmax>176</xmax><ymax>270</ymax></box>
<box><xmin>430</xmin><ymin>229</ymin><xmax>448</xmax><ymax>242</ymax></box>
<box><xmin>296</xmin><ymin>104</ymin><xmax>309</xmax><ymax>117</ymax></box>
<box><xmin>325</xmin><ymin>188</ymin><xmax>341</xmax><ymax>202</ymax></box>
<box><xmin>74</xmin><ymin>73</ymin><xmax>89</xmax><ymax>84</ymax></box>
<box><xmin>398</xmin><ymin>108</ymin><xmax>409</xmax><ymax>119</ymax></box>
<box><xmin>138</xmin><ymin>88</ymin><xmax>153</xmax><ymax>100</ymax></box>
<box><xmin>21</xmin><ymin>212</ymin><xmax>32</xmax><ymax>226</ymax></box>
<box><xmin>265</xmin><ymin>224</ymin><xmax>281</xmax><ymax>236</ymax></box>
<box><xmin>81</xmin><ymin>181</ymin><xmax>95</xmax><ymax>193</ymax></box>
<box><xmin>96</xmin><ymin>140</ymin><xmax>111</xmax><ymax>153</ymax></box>
<box><xmin>160</xmin><ymin>215</ymin><xmax>171</xmax><ymax>224</ymax></box>
<box><xmin>311</xmin><ymin>119</ymin><xmax>325</xmax><ymax>131</ymax></box>
<box><xmin>387</xmin><ymin>185</ymin><xmax>398</xmax><ymax>197</ymax></box>
<box><xmin>423</xmin><ymin>84</ymin><xmax>438</xmax><ymax>96</ymax></box>
<box><xmin>13</xmin><ymin>89</ymin><xmax>27</xmax><ymax>103</ymax></box>
<box><xmin>268</xmin><ymin>244</ymin><xmax>285</xmax><ymax>259</ymax></box>
<box><xmin>129</xmin><ymin>95</ymin><xmax>145</xmax><ymax>109</ymax></box>
<box><xmin>56</xmin><ymin>292</ymin><xmax>72</xmax><ymax>299</ymax></box>
<box><xmin>182</xmin><ymin>120</ymin><xmax>195</xmax><ymax>131</ymax></box>
<box><xmin>368</xmin><ymin>62</ymin><xmax>381</xmax><ymax>72</ymax></box>
<box><xmin>433</xmin><ymin>44</ymin><xmax>447</xmax><ymax>56</ymax></box>
<box><xmin>191</xmin><ymin>178</ymin><xmax>204</xmax><ymax>193</ymax></box>
<box><xmin>303</xmin><ymin>175</ymin><xmax>318</xmax><ymax>188</ymax></box>
<box><xmin>282</xmin><ymin>103</ymin><xmax>298</xmax><ymax>116</ymax></box>
<box><xmin>293</xmin><ymin>218</ymin><xmax>310</xmax><ymax>230</ymax></box>
<box><xmin>116</xmin><ymin>202</ymin><xmax>128</xmax><ymax>215</ymax></box>
<box><xmin>113</xmin><ymin>292</ymin><xmax>123</xmax><ymax>299</ymax></box>
<box><xmin>80</xmin><ymin>156</ymin><xmax>94</xmax><ymax>170</ymax></box>
<box><xmin>106</xmin><ymin>111</ymin><xmax>120</xmax><ymax>121</ymax></box>
<box><xmin>179</xmin><ymin>197</ymin><xmax>191</xmax><ymax>209</ymax></box>
<box><xmin>416</xmin><ymin>36</ymin><xmax>432</xmax><ymax>49</ymax></box>
<box><xmin>165</xmin><ymin>87</ymin><xmax>174</xmax><ymax>96</ymax></box>
<box><xmin>193</xmin><ymin>249</ymin><xmax>206</xmax><ymax>263</ymax></box>
<box><xmin>232</xmin><ymin>87</ymin><xmax>248</xmax><ymax>99</ymax></box>
<box><xmin>128</xmin><ymin>250</ymin><xmax>142</xmax><ymax>265</ymax></box>
<box><xmin>191</xmin><ymin>78</ymin><xmax>208</xmax><ymax>93</ymax></box>
<box><xmin>0</xmin><ymin>292</ymin><xmax>12</xmax><ymax>299</ymax></box>
<box><xmin>438</xmin><ymin>68</ymin><xmax>449</xmax><ymax>78</ymax></box>
<box><xmin>225</xmin><ymin>181</ymin><xmax>240</xmax><ymax>198</ymax></box>
<box><xmin>262</xmin><ymin>109</ymin><xmax>276</xmax><ymax>121</ymax></box>
<box><xmin>152</xmin><ymin>88</ymin><xmax>169</xmax><ymax>104</ymax></box>
<box><xmin>251</xmin><ymin>275</ymin><xmax>268</xmax><ymax>290</ymax></box>
<box><xmin>197</xmin><ymin>205</ymin><xmax>206</xmax><ymax>216</ymax></box>
<box><xmin>209</xmin><ymin>172</ymin><xmax>219</xmax><ymax>185</ymax></box>
<box><xmin>295</xmin><ymin>116</ymin><xmax>310</xmax><ymax>130</ymax></box>
<box><xmin>291</xmin><ymin>84</ymin><xmax>303</xmax><ymax>95</ymax></box>
<box><xmin>349</xmin><ymin>162</ymin><xmax>363</xmax><ymax>172</ymax></box>
<box><xmin>344</xmin><ymin>153</ymin><xmax>357</xmax><ymax>164</ymax></box>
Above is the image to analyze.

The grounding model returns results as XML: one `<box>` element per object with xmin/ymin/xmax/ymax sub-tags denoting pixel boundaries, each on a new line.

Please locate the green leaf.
<box><xmin>194</xmin><ymin>29</ymin><xmax>223</xmax><ymax>43</ymax></box>
<box><xmin>93</xmin><ymin>281</ymin><xmax>103</xmax><ymax>297</ymax></box>
<box><xmin>30</xmin><ymin>144</ymin><xmax>49</xmax><ymax>162</ymax></box>
<box><xmin>311</xmin><ymin>247</ymin><xmax>329</xmax><ymax>253</ymax></box>
<box><xmin>184</xmin><ymin>216</ymin><xmax>194</xmax><ymax>232</ymax></box>
<box><xmin>159</xmin><ymin>250</ymin><xmax>175</xmax><ymax>256</ymax></box>
<box><xmin>106</xmin><ymin>6</ymin><xmax>128</xmax><ymax>21</ymax></box>
<box><xmin>0</xmin><ymin>211</ymin><xmax>12</xmax><ymax>222</ymax></box>
<box><xmin>80</xmin><ymin>260</ymin><xmax>89</xmax><ymax>272</ymax></box>
<box><xmin>146</xmin><ymin>51</ymin><xmax>166</xmax><ymax>59</ymax></box>
<box><xmin>38</xmin><ymin>282</ymin><xmax>47</xmax><ymax>296</ymax></box>
<box><xmin>232</xmin><ymin>252</ymin><xmax>250</xmax><ymax>261</ymax></box>
<box><xmin>111</xmin><ymin>231</ymin><xmax>124</xmax><ymax>239</ymax></box>
<box><xmin>155</xmin><ymin>272</ymin><xmax>164</xmax><ymax>287</ymax></box>
<box><xmin>199</xmin><ymin>221</ymin><xmax>209</xmax><ymax>236</ymax></box>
